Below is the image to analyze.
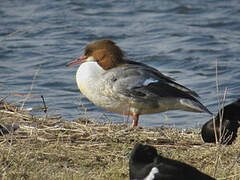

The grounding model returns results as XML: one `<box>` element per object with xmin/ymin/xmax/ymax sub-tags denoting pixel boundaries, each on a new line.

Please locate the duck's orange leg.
<box><xmin>131</xmin><ymin>113</ymin><xmax>139</xmax><ymax>128</ymax></box>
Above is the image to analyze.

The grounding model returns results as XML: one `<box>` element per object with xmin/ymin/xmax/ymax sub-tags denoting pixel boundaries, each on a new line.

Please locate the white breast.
<box><xmin>144</xmin><ymin>167</ymin><xmax>159</xmax><ymax>180</ymax></box>
<box><xmin>75</xmin><ymin>62</ymin><xmax>134</xmax><ymax>114</ymax></box>
<box><xmin>76</xmin><ymin>61</ymin><xmax>105</xmax><ymax>98</ymax></box>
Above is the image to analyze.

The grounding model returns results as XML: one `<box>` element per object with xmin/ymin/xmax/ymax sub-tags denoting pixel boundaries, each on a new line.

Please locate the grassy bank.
<box><xmin>0</xmin><ymin>100</ymin><xmax>239</xmax><ymax>180</ymax></box>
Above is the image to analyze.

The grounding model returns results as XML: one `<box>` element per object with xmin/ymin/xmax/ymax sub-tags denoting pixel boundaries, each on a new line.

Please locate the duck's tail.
<box><xmin>180</xmin><ymin>98</ymin><xmax>213</xmax><ymax>115</ymax></box>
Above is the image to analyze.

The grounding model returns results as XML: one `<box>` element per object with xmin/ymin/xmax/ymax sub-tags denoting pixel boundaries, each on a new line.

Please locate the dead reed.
<box><xmin>0</xmin><ymin>99</ymin><xmax>239</xmax><ymax>180</ymax></box>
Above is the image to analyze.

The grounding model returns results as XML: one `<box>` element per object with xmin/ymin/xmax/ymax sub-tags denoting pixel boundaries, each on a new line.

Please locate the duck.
<box><xmin>129</xmin><ymin>143</ymin><xmax>215</xmax><ymax>180</ymax></box>
<box><xmin>67</xmin><ymin>40</ymin><xmax>211</xmax><ymax>127</ymax></box>
<box><xmin>201</xmin><ymin>99</ymin><xmax>240</xmax><ymax>145</ymax></box>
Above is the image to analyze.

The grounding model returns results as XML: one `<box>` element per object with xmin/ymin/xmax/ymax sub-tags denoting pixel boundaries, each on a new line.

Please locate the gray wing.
<box><xmin>124</xmin><ymin>60</ymin><xmax>199</xmax><ymax>98</ymax></box>
<box><xmin>101</xmin><ymin>61</ymin><xmax>199</xmax><ymax>101</ymax></box>
<box><xmin>100</xmin><ymin>62</ymin><xmax>211</xmax><ymax>114</ymax></box>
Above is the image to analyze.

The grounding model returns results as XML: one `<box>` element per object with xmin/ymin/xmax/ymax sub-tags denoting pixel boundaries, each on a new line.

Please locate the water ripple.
<box><xmin>1</xmin><ymin>0</ymin><xmax>240</xmax><ymax>128</ymax></box>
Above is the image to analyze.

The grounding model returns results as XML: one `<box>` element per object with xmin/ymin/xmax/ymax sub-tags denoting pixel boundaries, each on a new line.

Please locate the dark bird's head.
<box><xmin>129</xmin><ymin>144</ymin><xmax>158</xmax><ymax>180</ymax></box>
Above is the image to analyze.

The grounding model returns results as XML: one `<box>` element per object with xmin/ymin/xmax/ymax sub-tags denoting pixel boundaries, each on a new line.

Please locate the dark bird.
<box><xmin>201</xmin><ymin>99</ymin><xmax>240</xmax><ymax>145</ymax></box>
<box><xmin>129</xmin><ymin>143</ymin><xmax>215</xmax><ymax>180</ymax></box>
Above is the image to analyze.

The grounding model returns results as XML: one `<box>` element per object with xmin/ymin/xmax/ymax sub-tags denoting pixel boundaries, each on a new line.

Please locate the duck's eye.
<box><xmin>85</xmin><ymin>49</ymin><xmax>92</xmax><ymax>56</ymax></box>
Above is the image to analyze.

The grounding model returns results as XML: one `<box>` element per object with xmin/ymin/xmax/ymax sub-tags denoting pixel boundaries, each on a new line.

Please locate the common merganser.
<box><xmin>129</xmin><ymin>143</ymin><xmax>215</xmax><ymax>180</ymax></box>
<box><xmin>67</xmin><ymin>40</ymin><xmax>211</xmax><ymax>127</ymax></box>
<box><xmin>201</xmin><ymin>99</ymin><xmax>240</xmax><ymax>145</ymax></box>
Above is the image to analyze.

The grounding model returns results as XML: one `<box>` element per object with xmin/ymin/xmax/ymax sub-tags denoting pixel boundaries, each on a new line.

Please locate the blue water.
<box><xmin>1</xmin><ymin>0</ymin><xmax>240</xmax><ymax>128</ymax></box>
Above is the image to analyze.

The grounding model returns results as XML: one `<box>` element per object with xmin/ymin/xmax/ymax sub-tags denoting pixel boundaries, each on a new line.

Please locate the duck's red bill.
<box><xmin>66</xmin><ymin>55</ymin><xmax>87</xmax><ymax>66</ymax></box>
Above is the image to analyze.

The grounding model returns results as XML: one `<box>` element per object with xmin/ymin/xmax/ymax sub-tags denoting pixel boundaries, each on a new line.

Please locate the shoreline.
<box><xmin>0</xmin><ymin>100</ymin><xmax>239</xmax><ymax>179</ymax></box>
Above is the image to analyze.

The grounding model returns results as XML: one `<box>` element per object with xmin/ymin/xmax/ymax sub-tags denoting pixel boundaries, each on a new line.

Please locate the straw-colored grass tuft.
<box><xmin>0</xmin><ymin>100</ymin><xmax>239</xmax><ymax>180</ymax></box>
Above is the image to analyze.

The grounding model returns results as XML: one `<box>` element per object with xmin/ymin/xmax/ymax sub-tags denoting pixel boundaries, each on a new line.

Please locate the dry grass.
<box><xmin>0</xmin><ymin>100</ymin><xmax>239</xmax><ymax>180</ymax></box>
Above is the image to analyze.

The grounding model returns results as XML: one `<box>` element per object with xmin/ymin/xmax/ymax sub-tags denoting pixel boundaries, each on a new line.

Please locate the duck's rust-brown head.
<box><xmin>66</xmin><ymin>40</ymin><xmax>125</xmax><ymax>70</ymax></box>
